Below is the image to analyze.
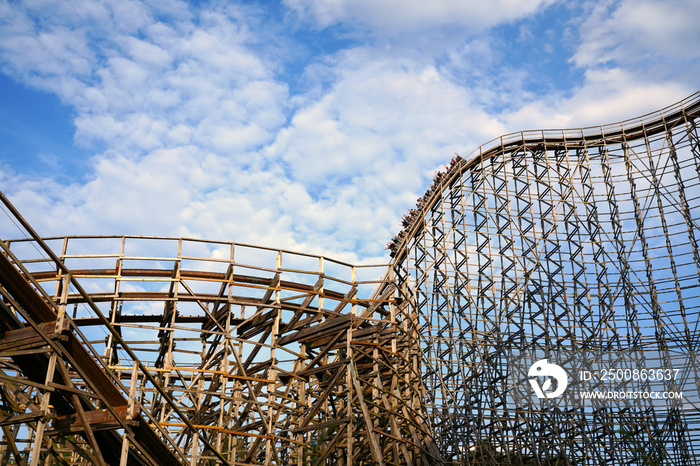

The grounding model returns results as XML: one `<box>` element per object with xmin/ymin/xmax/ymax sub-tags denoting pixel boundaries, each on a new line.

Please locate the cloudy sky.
<box><xmin>0</xmin><ymin>0</ymin><xmax>698</xmax><ymax>264</ymax></box>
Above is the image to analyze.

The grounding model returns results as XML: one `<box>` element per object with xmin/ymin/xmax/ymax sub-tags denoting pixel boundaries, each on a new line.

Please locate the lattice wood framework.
<box><xmin>0</xmin><ymin>201</ymin><xmax>442</xmax><ymax>465</ymax></box>
<box><xmin>392</xmin><ymin>92</ymin><xmax>700</xmax><ymax>464</ymax></box>
<box><xmin>3</xmin><ymin>92</ymin><xmax>700</xmax><ymax>465</ymax></box>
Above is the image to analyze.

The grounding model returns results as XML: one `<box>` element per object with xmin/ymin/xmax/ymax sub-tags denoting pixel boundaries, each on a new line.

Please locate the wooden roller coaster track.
<box><xmin>0</xmin><ymin>193</ymin><xmax>442</xmax><ymax>465</ymax></box>
<box><xmin>3</xmin><ymin>91</ymin><xmax>700</xmax><ymax>465</ymax></box>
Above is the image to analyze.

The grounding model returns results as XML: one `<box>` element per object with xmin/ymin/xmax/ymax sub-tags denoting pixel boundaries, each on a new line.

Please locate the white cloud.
<box><xmin>573</xmin><ymin>0</ymin><xmax>700</xmax><ymax>68</ymax></box>
<box><xmin>1</xmin><ymin>0</ymin><xmax>698</xmax><ymax>268</ymax></box>
<box><xmin>500</xmin><ymin>70</ymin><xmax>694</xmax><ymax>133</ymax></box>
<box><xmin>0</xmin><ymin>1</ymin><xmax>285</xmax><ymax>152</ymax></box>
<box><xmin>283</xmin><ymin>0</ymin><xmax>556</xmax><ymax>33</ymax></box>
<box><xmin>259</xmin><ymin>50</ymin><xmax>510</xmax><ymax>258</ymax></box>
<box><xmin>267</xmin><ymin>52</ymin><xmax>505</xmax><ymax>185</ymax></box>
<box><xmin>0</xmin><ymin>1</ymin><xmax>294</xmax><ymax>241</ymax></box>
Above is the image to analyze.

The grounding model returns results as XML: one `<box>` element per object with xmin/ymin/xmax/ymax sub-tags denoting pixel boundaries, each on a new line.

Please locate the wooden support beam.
<box><xmin>349</xmin><ymin>360</ymin><xmax>384</xmax><ymax>466</ymax></box>
<box><xmin>53</xmin><ymin>405</ymin><xmax>130</xmax><ymax>433</ymax></box>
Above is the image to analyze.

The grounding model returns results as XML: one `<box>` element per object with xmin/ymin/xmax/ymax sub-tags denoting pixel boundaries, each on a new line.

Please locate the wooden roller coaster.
<box><xmin>0</xmin><ymin>194</ymin><xmax>442</xmax><ymax>465</ymax></box>
<box><xmin>2</xmin><ymin>91</ymin><xmax>700</xmax><ymax>465</ymax></box>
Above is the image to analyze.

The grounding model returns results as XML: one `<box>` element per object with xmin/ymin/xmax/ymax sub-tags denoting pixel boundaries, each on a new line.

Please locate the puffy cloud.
<box><xmin>573</xmin><ymin>0</ymin><xmax>700</xmax><ymax>68</ymax></box>
<box><xmin>283</xmin><ymin>0</ymin><xmax>557</xmax><ymax>33</ymax></box>
<box><xmin>500</xmin><ymin>69</ymin><xmax>693</xmax><ymax>131</ymax></box>
<box><xmin>0</xmin><ymin>0</ymin><xmax>286</xmax><ymax>154</ymax></box>
<box><xmin>1</xmin><ymin>0</ymin><xmax>698</xmax><ymax>267</ymax></box>
<box><xmin>0</xmin><ymin>1</ymin><xmax>293</xmax><ymax>243</ymax></box>
<box><xmin>268</xmin><ymin>54</ymin><xmax>504</xmax><ymax>183</ymax></box>
<box><xmin>255</xmin><ymin>52</ymin><xmax>513</xmax><ymax>259</ymax></box>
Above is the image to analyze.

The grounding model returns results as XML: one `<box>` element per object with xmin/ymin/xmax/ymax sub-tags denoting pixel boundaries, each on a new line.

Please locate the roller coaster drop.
<box><xmin>1</xmin><ymin>92</ymin><xmax>700</xmax><ymax>464</ymax></box>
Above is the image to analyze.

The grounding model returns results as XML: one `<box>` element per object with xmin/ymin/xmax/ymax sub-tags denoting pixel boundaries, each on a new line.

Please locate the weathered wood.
<box><xmin>297</xmin><ymin>367</ymin><xmax>345</xmax><ymax>430</ymax></box>
<box><xmin>0</xmin><ymin>411</ymin><xmax>46</xmax><ymax>427</ymax></box>
<box><xmin>298</xmin><ymin>358</ymin><xmax>348</xmax><ymax>378</ymax></box>
<box><xmin>54</xmin><ymin>405</ymin><xmax>129</xmax><ymax>432</ymax></box>
<box><xmin>291</xmin><ymin>417</ymin><xmax>350</xmax><ymax>434</ymax></box>
<box><xmin>0</xmin><ymin>231</ymin><xmax>443</xmax><ymax>465</ymax></box>
<box><xmin>349</xmin><ymin>360</ymin><xmax>384</xmax><ymax>466</ymax></box>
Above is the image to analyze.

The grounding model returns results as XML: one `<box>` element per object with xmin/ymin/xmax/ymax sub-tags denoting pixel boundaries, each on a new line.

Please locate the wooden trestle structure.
<box><xmin>391</xmin><ymin>90</ymin><xmax>700</xmax><ymax>464</ymax></box>
<box><xmin>2</xmin><ymin>91</ymin><xmax>700</xmax><ymax>465</ymax></box>
<box><xmin>0</xmin><ymin>194</ymin><xmax>442</xmax><ymax>465</ymax></box>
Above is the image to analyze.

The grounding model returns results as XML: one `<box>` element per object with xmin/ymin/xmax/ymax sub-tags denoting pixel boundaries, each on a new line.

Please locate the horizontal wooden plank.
<box><xmin>0</xmin><ymin>411</ymin><xmax>46</xmax><ymax>427</ymax></box>
<box><xmin>54</xmin><ymin>405</ymin><xmax>129</xmax><ymax>431</ymax></box>
<box><xmin>292</xmin><ymin>417</ymin><xmax>350</xmax><ymax>434</ymax></box>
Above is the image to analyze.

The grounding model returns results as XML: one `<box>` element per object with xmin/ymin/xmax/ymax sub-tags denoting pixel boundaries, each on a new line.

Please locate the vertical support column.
<box><xmin>231</xmin><ymin>304</ymin><xmax>244</xmax><ymax>463</ymax></box>
<box><xmin>265</xmin><ymin>251</ymin><xmax>282</xmax><ymax>465</ymax></box>
<box><xmin>120</xmin><ymin>361</ymin><xmax>139</xmax><ymax>466</ymax></box>
<box><xmin>30</xmin><ymin>270</ymin><xmax>71</xmax><ymax>466</ymax></box>
<box><xmin>386</xmin><ymin>276</ymin><xmax>400</xmax><ymax>463</ymax></box>
<box><xmin>104</xmin><ymin>237</ymin><xmax>125</xmax><ymax>366</ymax></box>
<box><xmin>347</xmin><ymin>264</ymin><xmax>356</xmax><ymax>465</ymax></box>
<box><xmin>56</xmin><ymin>273</ymin><xmax>70</xmax><ymax>335</ymax></box>
<box><xmin>189</xmin><ymin>377</ymin><xmax>205</xmax><ymax>466</ymax></box>
<box><xmin>29</xmin><ymin>353</ymin><xmax>57</xmax><ymax>466</ymax></box>
<box><xmin>216</xmin><ymin>311</ymin><xmax>231</xmax><ymax>454</ymax></box>
<box><xmin>388</xmin><ymin>269</ymin><xmax>396</xmax><ymax>355</ymax></box>
<box><xmin>346</xmin><ymin>326</ymin><xmax>353</xmax><ymax>466</ymax></box>
<box><xmin>350</xmin><ymin>266</ymin><xmax>356</xmax><ymax>317</ymax></box>
<box><xmin>318</xmin><ymin>257</ymin><xmax>328</xmax><ymax>431</ymax></box>
<box><xmin>296</xmin><ymin>349</ymin><xmax>307</xmax><ymax>463</ymax></box>
<box><xmin>371</xmin><ymin>336</ymin><xmax>380</xmax><ymax>435</ymax></box>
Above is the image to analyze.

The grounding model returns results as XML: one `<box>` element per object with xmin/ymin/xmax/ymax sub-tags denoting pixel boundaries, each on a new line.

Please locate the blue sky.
<box><xmin>0</xmin><ymin>0</ymin><xmax>698</xmax><ymax>263</ymax></box>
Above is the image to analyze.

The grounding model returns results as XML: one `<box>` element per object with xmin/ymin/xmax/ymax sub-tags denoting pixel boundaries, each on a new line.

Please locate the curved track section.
<box><xmin>0</xmin><ymin>234</ymin><xmax>441</xmax><ymax>465</ymax></box>
<box><xmin>4</xmin><ymin>91</ymin><xmax>700</xmax><ymax>466</ymax></box>
<box><xmin>392</xmin><ymin>91</ymin><xmax>700</xmax><ymax>464</ymax></box>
